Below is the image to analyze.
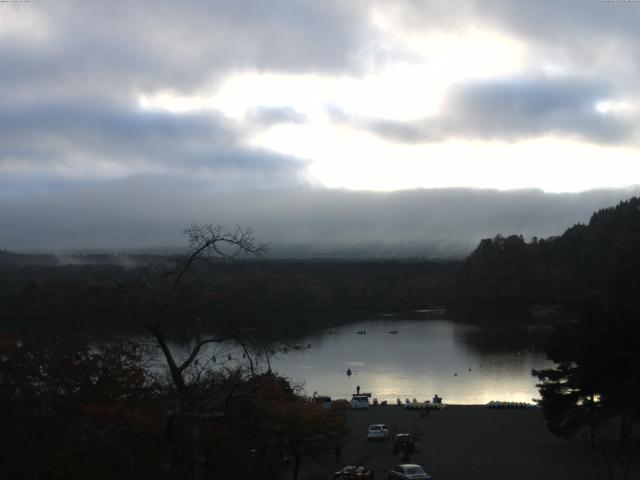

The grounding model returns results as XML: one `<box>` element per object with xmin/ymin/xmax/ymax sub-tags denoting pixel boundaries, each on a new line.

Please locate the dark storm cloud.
<box><xmin>467</xmin><ymin>0</ymin><xmax>640</xmax><ymax>56</ymax></box>
<box><xmin>1</xmin><ymin>177</ymin><xmax>638</xmax><ymax>256</ymax></box>
<box><xmin>0</xmin><ymin>0</ymin><xmax>371</xmax><ymax>102</ymax></box>
<box><xmin>356</xmin><ymin>1</ymin><xmax>640</xmax><ymax>145</ymax></box>
<box><xmin>0</xmin><ymin>0</ymin><xmax>368</xmax><ymax>191</ymax></box>
<box><xmin>0</xmin><ymin>101</ymin><xmax>307</xmax><ymax>188</ymax></box>
<box><xmin>334</xmin><ymin>76</ymin><xmax>636</xmax><ymax>144</ymax></box>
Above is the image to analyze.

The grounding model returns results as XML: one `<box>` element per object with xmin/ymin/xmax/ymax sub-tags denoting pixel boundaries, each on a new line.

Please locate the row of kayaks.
<box><xmin>330</xmin><ymin>329</ymin><xmax>400</xmax><ymax>334</ymax></box>
<box><xmin>487</xmin><ymin>401</ymin><xmax>532</xmax><ymax>409</ymax></box>
<box><xmin>400</xmin><ymin>398</ymin><xmax>446</xmax><ymax>410</ymax></box>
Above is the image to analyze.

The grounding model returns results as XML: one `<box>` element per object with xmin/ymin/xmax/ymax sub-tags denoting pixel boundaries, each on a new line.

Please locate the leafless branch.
<box><xmin>178</xmin><ymin>337</ymin><xmax>227</xmax><ymax>373</ymax></box>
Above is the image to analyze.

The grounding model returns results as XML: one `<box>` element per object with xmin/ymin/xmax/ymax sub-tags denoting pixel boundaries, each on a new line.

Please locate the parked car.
<box><xmin>351</xmin><ymin>395</ymin><xmax>370</xmax><ymax>409</ymax></box>
<box><xmin>367</xmin><ymin>423</ymin><xmax>389</xmax><ymax>441</ymax></box>
<box><xmin>334</xmin><ymin>465</ymin><xmax>374</xmax><ymax>479</ymax></box>
<box><xmin>392</xmin><ymin>433</ymin><xmax>415</xmax><ymax>453</ymax></box>
<box><xmin>387</xmin><ymin>464</ymin><xmax>431</xmax><ymax>480</ymax></box>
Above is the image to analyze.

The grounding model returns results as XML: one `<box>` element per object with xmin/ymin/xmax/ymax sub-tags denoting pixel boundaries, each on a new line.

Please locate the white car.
<box><xmin>387</xmin><ymin>464</ymin><xmax>431</xmax><ymax>480</ymax></box>
<box><xmin>367</xmin><ymin>423</ymin><xmax>389</xmax><ymax>441</ymax></box>
<box><xmin>351</xmin><ymin>395</ymin><xmax>370</xmax><ymax>409</ymax></box>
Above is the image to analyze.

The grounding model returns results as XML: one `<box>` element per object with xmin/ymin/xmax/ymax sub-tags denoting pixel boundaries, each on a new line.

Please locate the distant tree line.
<box><xmin>0</xmin><ymin>258</ymin><xmax>457</xmax><ymax>335</ymax></box>
<box><xmin>3</xmin><ymin>197</ymin><xmax>640</xmax><ymax>335</ymax></box>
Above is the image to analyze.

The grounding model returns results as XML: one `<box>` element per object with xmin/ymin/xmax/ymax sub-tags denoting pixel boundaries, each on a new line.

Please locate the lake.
<box><xmin>268</xmin><ymin>314</ymin><xmax>553</xmax><ymax>405</ymax></box>
<box><xmin>160</xmin><ymin>312</ymin><xmax>555</xmax><ymax>405</ymax></box>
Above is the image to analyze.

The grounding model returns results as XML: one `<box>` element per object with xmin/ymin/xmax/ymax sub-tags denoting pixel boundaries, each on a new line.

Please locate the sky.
<box><xmin>1</xmin><ymin>0</ymin><xmax>640</xmax><ymax>255</ymax></box>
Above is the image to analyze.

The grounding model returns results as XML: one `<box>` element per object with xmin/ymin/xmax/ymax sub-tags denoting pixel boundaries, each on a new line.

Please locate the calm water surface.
<box><xmin>268</xmin><ymin>316</ymin><xmax>553</xmax><ymax>405</ymax></box>
<box><xmin>157</xmin><ymin>314</ymin><xmax>554</xmax><ymax>405</ymax></box>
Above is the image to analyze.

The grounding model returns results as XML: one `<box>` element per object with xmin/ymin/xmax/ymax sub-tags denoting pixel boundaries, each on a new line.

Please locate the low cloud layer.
<box><xmin>2</xmin><ymin>179</ymin><xmax>638</xmax><ymax>257</ymax></box>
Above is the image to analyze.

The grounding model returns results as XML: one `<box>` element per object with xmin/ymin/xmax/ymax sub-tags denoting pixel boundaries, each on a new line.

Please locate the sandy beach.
<box><xmin>304</xmin><ymin>404</ymin><xmax>608</xmax><ymax>480</ymax></box>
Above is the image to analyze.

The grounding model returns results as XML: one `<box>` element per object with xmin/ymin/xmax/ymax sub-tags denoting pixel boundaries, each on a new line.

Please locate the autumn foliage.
<box><xmin>0</xmin><ymin>330</ymin><xmax>349</xmax><ymax>480</ymax></box>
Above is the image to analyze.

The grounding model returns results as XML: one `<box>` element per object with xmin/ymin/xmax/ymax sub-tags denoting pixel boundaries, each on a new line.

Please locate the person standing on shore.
<box><xmin>356</xmin><ymin>385</ymin><xmax>360</xmax><ymax>394</ymax></box>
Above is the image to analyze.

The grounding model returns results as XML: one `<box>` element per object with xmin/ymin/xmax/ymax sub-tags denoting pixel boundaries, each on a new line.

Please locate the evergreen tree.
<box><xmin>534</xmin><ymin>302</ymin><xmax>640</xmax><ymax>448</ymax></box>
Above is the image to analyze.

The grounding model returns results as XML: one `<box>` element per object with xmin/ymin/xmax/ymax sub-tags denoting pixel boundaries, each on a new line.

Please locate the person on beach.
<box><xmin>356</xmin><ymin>385</ymin><xmax>360</xmax><ymax>394</ymax></box>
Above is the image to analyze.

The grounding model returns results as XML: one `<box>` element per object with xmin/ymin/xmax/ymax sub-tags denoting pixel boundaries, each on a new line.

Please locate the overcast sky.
<box><xmin>2</xmin><ymin>1</ymin><xmax>640</xmax><ymax>255</ymax></box>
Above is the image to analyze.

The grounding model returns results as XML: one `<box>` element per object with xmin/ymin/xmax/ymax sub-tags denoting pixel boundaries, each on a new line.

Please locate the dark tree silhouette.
<box><xmin>116</xmin><ymin>224</ymin><xmax>267</xmax><ymax>395</ymax></box>
<box><xmin>113</xmin><ymin>225</ymin><xmax>350</xmax><ymax>480</ymax></box>
<box><xmin>114</xmin><ymin>224</ymin><xmax>274</xmax><ymax>480</ymax></box>
<box><xmin>0</xmin><ymin>330</ymin><xmax>165</xmax><ymax>480</ymax></box>
<box><xmin>533</xmin><ymin>303</ymin><xmax>640</xmax><ymax>479</ymax></box>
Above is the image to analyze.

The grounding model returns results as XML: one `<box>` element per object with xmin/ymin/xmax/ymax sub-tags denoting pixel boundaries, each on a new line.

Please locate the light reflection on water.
<box><xmin>268</xmin><ymin>318</ymin><xmax>553</xmax><ymax>405</ymax></box>
<box><xmin>151</xmin><ymin>316</ymin><xmax>554</xmax><ymax>405</ymax></box>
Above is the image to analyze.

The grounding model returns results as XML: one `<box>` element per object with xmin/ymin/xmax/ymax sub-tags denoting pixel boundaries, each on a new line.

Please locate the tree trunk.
<box><xmin>190</xmin><ymin>422</ymin><xmax>206</xmax><ymax>480</ymax></box>
<box><xmin>292</xmin><ymin>451</ymin><xmax>301</xmax><ymax>480</ymax></box>
<box><xmin>619</xmin><ymin>414</ymin><xmax>633</xmax><ymax>448</ymax></box>
<box><xmin>589</xmin><ymin>395</ymin><xmax>598</xmax><ymax>448</ymax></box>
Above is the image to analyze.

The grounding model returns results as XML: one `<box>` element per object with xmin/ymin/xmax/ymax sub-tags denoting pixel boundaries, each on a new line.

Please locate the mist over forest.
<box><xmin>2</xmin><ymin>182</ymin><xmax>639</xmax><ymax>257</ymax></box>
<box><xmin>3</xmin><ymin>196</ymin><xmax>640</xmax><ymax>337</ymax></box>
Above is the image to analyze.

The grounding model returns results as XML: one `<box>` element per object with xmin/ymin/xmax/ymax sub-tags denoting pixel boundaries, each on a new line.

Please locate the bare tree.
<box><xmin>117</xmin><ymin>225</ymin><xmax>265</xmax><ymax>393</ymax></box>
<box><xmin>115</xmin><ymin>224</ymin><xmax>271</xmax><ymax>480</ymax></box>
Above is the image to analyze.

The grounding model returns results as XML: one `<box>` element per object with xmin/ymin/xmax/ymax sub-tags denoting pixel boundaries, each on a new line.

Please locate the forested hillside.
<box><xmin>454</xmin><ymin>197</ymin><xmax>640</xmax><ymax>310</ymax></box>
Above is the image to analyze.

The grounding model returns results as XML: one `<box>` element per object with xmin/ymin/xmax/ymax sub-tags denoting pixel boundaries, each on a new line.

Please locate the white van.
<box><xmin>351</xmin><ymin>395</ymin><xmax>370</xmax><ymax>409</ymax></box>
<box><xmin>367</xmin><ymin>424</ymin><xmax>389</xmax><ymax>440</ymax></box>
